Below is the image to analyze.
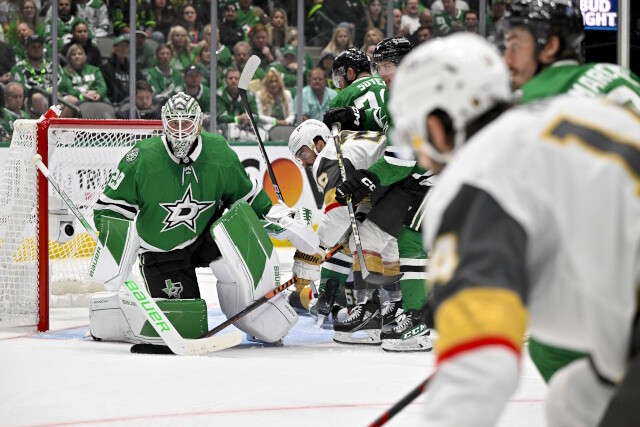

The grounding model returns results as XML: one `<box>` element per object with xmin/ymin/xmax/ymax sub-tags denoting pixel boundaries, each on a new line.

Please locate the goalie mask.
<box><xmin>288</xmin><ymin>119</ymin><xmax>331</xmax><ymax>166</ymax></box>
<box><xmin>390</xmin><ymin>33</ymin><xmax>511</xmax><ymax>164</ymax></box>
<box><xmin>161</xmin><ymin>92</ymin><xmax>203</xmax><ymax>160</ymax></box>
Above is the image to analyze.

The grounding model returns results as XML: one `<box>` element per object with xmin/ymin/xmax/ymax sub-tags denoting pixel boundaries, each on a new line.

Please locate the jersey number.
<box><xmin>353</xmin><ymin>89</ymin><xmax>385</xmax><ymax>110</ymax></box>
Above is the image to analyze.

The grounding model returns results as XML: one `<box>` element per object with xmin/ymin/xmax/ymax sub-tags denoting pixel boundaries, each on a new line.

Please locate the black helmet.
<box><xmin>503</xmin><ymin>0</ymin><xmax>584</xmax><ymax>62</ymax></box>
<box><xmin>373</xmin><ymin>37</ymin><xmax>413</xmax><ymax>65</ymax></box>
<box><xmin>332</xmin><ymin>48</ymin><xmax>371</xmax><ymax>82</ymax></box>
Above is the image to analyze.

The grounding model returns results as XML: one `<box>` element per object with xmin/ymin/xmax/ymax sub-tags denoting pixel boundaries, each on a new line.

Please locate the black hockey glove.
<box><xmin>335</xmin><ymin>169</ymin><xmax>380</xmax><ymax>205</ymax></box>
<box><xmin>323</xmin><ymin>107</ymin><xmax>366</xmax><ymax>131</ymax></box>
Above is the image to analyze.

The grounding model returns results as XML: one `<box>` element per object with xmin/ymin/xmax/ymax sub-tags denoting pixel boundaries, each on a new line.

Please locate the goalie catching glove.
<box><xmin>335</xmin><ymin>169</ymin><xmax>380</xmax><ymax>205</ymax></box>
<box><xmin>263</xmin><ymin>203</ymin><xmax>319</xmax><ymax>254</ymax></box>
<box><xmin>323</xmin><ymin>107</ymin><xmax>366</xmax><ymax>131</ymax></box>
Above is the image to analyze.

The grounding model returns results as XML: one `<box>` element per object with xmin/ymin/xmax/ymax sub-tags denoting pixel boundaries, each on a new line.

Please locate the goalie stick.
<box><xmin>238</xmin><ymin>55</ymin><xmax>286</xmax><ymax>205</ymax></box>
<box><xmin>368</xmin><ymin>375</ymin><xmax>431</xmax><ymax>427</ymax></box>
<box><xmin>131</xmin><ymin>244</ymin><xmax>344</xmax><ymax>354</ymax></box>
<box><xmin>32</xmin><ymin>154</ymin><xmax>242</xmax><ymax>356</ymax></box>
<box><xmin>330</xmin><ymin>124</ymin><xmax>403</xmax><ymax>286</ymax></box>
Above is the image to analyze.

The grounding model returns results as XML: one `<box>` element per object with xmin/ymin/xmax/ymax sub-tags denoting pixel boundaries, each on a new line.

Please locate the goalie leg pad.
<box><xmin>89</xmin><ymin>291</ymin><xmax>208</xmax><ymax>344</ymax></box>
<box><xmin>210</xmin><ymin>202</ymin><xmax>298</xmax><ymax>343</ymax></box>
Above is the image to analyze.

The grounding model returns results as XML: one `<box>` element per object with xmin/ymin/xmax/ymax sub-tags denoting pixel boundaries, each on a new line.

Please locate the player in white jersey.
<box><xmin>390</xmin><ymin>33</ymin><xmax>640</xmax><ymax>426</ymax></box>
<box><xmin>289</xmin><ymin>120</ymin><xmax>398</xmax><ymax>344</ymax></box>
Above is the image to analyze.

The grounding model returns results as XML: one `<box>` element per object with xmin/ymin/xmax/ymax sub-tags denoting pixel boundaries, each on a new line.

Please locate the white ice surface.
<box><xmin>0</xmin><ymin>248</ymin><xmax>547</xmax><ymax>427</ymax></box>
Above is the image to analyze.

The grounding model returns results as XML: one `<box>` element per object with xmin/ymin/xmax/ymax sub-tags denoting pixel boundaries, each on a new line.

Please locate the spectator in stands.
<box><xmin>109</xmin><ymin>0</ymin><xmax>155</xmax><ymax>36</ymax></box>
<box><xmin>0</xmin><ymin>82</ymin><xmax>29</xmax><ymax>138</ymax></box>
<box><xmin>322</xmin><ymin>0</ymin><xmax>364</xmax><ymax>35</ymax></box>
<box><xmin>208</xmin><ymin>25</ymin><xmax>233</xmax><ymax>70</ymax></box>
<box><xmin>11</xmin><ymin>34</ymin><xmax>61</xmax><ymax>116</ymax></box>
<box><xmin>305</xmin><ymin>0</ymin><xmax>334</xmax><ymax>47</ymax></box>
<box><xmin>266</xmin><ymin>7</ymin><xmax>292</xmax><ymax>54</ymax></box>
<box><xmin>269</xmin><ymin>44</ymin><xmax>308</xmax><ymax>98</ymax></box>
<box><xmin>236</xmin><ymin>0</ymin><xmax>260</xmax><ymax>34</ymax></box>
<box><xmin>361</xmin><ymin>28</ymin><xmax>383</xmax><ymax>51</ymax></box>
<box><xmin>193</xmin><ymin>41</ymin><xmax>213</xmax><ymax>86</ymax></box>
<box><xmin>297</xmin><ymin>67</ymin><xmax>337</xmax><ymax>122</ymax></box>
<box><xmin>6</xmin><ymin>0</ymin><xmax>45</xmax><ymax>46</ymax></box>
<box><xmin>135</xmin><ymin>29</ymin><xmax>156</xmax><ymax>73</ymax></box>
<box><xmin>288</xmin><ymin>28</ymin><xmax>315</xmax><ymax>71</ymax></box>
<box><xmin>363</xmin><ymin>42</ymin><xmax>376</xmax><ymax>60</ymax></box>
<box><xmin>215</xmin><ymin>67</ymin><xmax>258</xmax><ymax>132</ymax></box>
<box><xmin>0</xmin><ymin>38</ymin><xmax>15</xmax><ymax>84</ymax></box>
<box><xmin>430</xmin><ymin>0</ymin><xmax>469</xmax><ymax>15</ymax></box>
<box><xmin>321</xmin><ymin>26</ymin><xmax>352</xmax><ymax>58</ymax></box>
<box><xmin>13</xmin><ymin>22</ymin><xmax>34</xmax><ymax>61</ymax></box>
<box><xmin>196</xmin><ymin>0</ymin><xmax>212</xmax><ymax>28</ymax></box>
<box><xmin>400</xmin><ymin>0</ymin><xmax>421</xmax><ymax>36</ymax></box>
<box><xmin>102</xmin><ymin>35</ymin><xmax>144</xmax><ymax>104</ymax></box>
<box><xmin>0</xmin><ymin>0</ymin><xmax>19</xmax><ymax>34</ymax></box>
<box><xmin>167</xmin><ymin>25</ymin><xmax>194</xmax><ymax>73</ymax></box>
<box><xmin>58</xmin><ymin>43</ymin><xmax>107</xmax><ymax>117</ymax></box>
<box><xmin>256</xmin><ymin>68</ymin><xmax>294</xmax><ymax>131</ymax></box>
<box><xmin>249</xmin><ymin>23</ymin><xmax>275</xmax><ymax>70</ymax></box>
<box><xmin>434</xmin><ymin>0</ymin><xmax>465</xmax><ymax>35</ymax></box>
<box><xmin>180</xmin><ymin>4</ymin><xmax>204</xmax><ymax>44</ymax></box>
<box><xmin>219</xmin><ymin>1</ymin><xmax>244</xmax><ymax>51</ymax></box>
<box><xmin>486</xmin><ymin>0</ymin><xmax>506</xmax><ymax>39</ymax></box>
<box><xmin>134</xmin><ymin>80</ymin><xmax>161</xmax><ymax>119</ymax></box>
<box><xmin>61</xmin><ymin>20</ymin><xmax>102</xmax><ymax>67</ymax></box>
<box><xmin>178</xmin><ymin>64</ymin><xmax>210</xmax><ymax>112</ymax></box>
<box><xmin>75</xmin><ymin>0</ymin><xmax>109</xmax><ymax>37</ymax></box>
<box><xmin>146</xmin><ymin>43</ymin><xmax>182</xmax><ymax>100</ymax></box>
<box><xmin>232</xmin><ymin>40</ymin><xmax>265</xmax><ymax>82</ymax></box>
<box><xmin>419</xmin><ymin>8</ymin><xmax>434</xmax><ymax>29</ymax></box>
<box><xmin>44</xmin><ymin>0</ymin><xmax>82</xmax><ymax>48</ymax></box>
<box><xmin>392</xmin><ymin>8</ymin><xmax>404</xmax><ymax>36</ymax></box>
<box><xmin>415</xmin><ymin>24</ymin><xmax>433</xmax><ymax>44</ymax></box>
<box><xmin>463</xmin><ymin>9</ymin><xmax>479</xmax><ymax>33</ymax></box>
<box><xmin>316</xmin><ymin>52</ymin><xmax>336</xmax><ymax>89</ymax></box>
<box><xmin>150</xmin><ymin>0</ymin><xmax>177</xmax><ymax>42</ymax></box>
<box><xmin>355</xmin><ymin>0</ymin><xmax>386</xmax><ymax>49</ymax></box>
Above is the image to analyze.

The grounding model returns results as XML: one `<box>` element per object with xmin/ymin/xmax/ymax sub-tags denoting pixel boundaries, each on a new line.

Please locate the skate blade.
<box><xmin>381</xmin><ymin>336</ymin><xmax>433</xmax><ymax>352</ymax></box>
<box><xmin>333</xmin><ymin>330</ymin><xmax>381</xmax><ymax>346</ymax></box>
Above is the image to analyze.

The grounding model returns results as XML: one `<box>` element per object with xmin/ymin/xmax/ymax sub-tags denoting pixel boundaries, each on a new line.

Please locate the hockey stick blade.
<box><xmin>238</xmin><ymin>55</ymin><xmax>261</xmax><ymax>90</ymax></box>
<box><xmin>130</xmin><ymin>330</ymin><xmax>243</xmax><ymax>355</ymax></box>
<box><xmin>329</xmin><ymin>125</ymin><xmax>403</xmax><ymax>287</ymax></box>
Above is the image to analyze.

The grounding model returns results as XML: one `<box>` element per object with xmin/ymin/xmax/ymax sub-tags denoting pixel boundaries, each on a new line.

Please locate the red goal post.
<box><xmin>0</xmin><ymin>108</ymin><xmax>162</xmax><ymax>331</ymax></box>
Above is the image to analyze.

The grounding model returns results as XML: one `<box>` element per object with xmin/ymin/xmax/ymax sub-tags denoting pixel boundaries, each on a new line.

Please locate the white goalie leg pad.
<box><xmin>89</xmin><ymin>291</ymin><xmax>165</xmax><ymax>345</ymax></box>
<box><xmin>88</xmin><ymin>216</ymin><xmax>140</xmax><ymax>291</ymax></box>
<box><xmin>211</xmin><ymin>203</ymin><xmax>298</xmax><ymax>343</ymax></box>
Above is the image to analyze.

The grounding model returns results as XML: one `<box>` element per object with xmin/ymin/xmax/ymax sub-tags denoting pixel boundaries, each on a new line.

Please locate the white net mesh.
<box><xmin>0</xmin><ymin>117</ymin><xmax>162</xmax><ymax>328</ymax></box>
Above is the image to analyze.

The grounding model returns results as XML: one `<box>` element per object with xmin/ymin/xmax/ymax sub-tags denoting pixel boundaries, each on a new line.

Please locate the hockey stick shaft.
<box><xmin>368</xmin><ymin>376</ymin><xmax>431</xmax><ymax>427</ymax></box>
<box><xmin>238</xmin><ymin>55</ymin><xmax>286</xmax><ymax>205</ymax></box>
<box><xmin>329</xmin><ymin>125</ymin><xmax>402</xmax><ymax>286</ymax></box>
<box><xmin>204</xmin><ymin>275</ymin><xmax>297</xmax><ymax>337</ymax></box>
<box><xmin>32</xmin><ymin>154</ymin><xmax>241</xmax><ymax>355</ymax></box>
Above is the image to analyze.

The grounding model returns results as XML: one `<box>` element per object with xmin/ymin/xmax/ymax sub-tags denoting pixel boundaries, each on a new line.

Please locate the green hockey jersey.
<box><xmin>329</xmin><ymin>75</ymin><xmax>387</xmax><ymax>111</ymax></box>
<box><xmin>518</xmin><ymin>61</ymin><xmax>640</xmax><ymax>113</ymax></box>
<box><xmin>94</xmin><ymin>132</ymin><xmax>273</xmax><ymax>252</ymax></box>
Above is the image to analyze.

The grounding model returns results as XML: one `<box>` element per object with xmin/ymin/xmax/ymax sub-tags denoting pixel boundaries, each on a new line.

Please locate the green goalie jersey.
<box><xmin>94</xmin><ymin>132</ymin><xmax>273</xmax><ymax>252</ymax></box>
<box><xmin>518</xmin><ymin>61</ymin><xmax>640</xmax><ymax>112</ymax></box>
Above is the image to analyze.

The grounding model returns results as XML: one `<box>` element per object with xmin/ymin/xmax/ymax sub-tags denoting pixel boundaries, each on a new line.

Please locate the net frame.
<box><xmin>0</xmin><ymin>109</ymin><xmax>162</xmax><ymax>331</ymax></box>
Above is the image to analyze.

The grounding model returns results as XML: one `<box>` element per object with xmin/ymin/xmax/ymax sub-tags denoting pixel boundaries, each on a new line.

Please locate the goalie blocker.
<box><xmin>90</xmin><ymin>202</ymin><xmax>303</xmax><ymax>344</ymax></box>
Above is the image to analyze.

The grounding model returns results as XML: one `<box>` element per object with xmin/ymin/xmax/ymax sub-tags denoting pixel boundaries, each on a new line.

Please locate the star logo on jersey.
<box><xmin>162</xmin><ymin>279</ymin><xmax>183</xmax><ymax>298</ymax></box>
<box><xmin>159</xmin><ymin>184</ymin><xmax>215</xmax><ymax>233</ymax></box>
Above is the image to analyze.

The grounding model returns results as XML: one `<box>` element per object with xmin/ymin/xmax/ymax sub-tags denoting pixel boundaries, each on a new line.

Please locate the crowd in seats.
<box><xmin>0</xmin><ymin>0</ymin><xmax>505</xmax><ymax>141</ymax></box>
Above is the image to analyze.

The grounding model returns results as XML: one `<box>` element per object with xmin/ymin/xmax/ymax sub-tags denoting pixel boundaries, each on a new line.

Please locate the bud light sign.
<box><xmin>580</xmin><ymin>0</ymin><xmax>617</xmax><ymax>31</ymax></box>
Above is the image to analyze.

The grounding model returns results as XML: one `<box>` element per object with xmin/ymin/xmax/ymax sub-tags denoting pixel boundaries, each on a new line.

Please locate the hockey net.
<box><xmin>0</xmin><ymin>108</ymin><xmax>162</xmax><ymax>331</ymax></box>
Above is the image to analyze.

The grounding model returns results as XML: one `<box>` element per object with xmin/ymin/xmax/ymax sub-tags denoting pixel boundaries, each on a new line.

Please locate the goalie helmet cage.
<box><xmin>0</xmin><ymin>107</ymin><xmax>163</xmax><ymax>332</ymax></box>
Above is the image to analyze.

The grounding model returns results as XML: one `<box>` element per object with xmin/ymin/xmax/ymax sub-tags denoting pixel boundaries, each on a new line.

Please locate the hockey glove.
<box><xmin>323</xmin><ymin>107</ymin><xmax>366</xmax><ymax>131</ymax></box>
<box><xmin>335</xmin><ymin>169</ymin><xmax>380</xmax><ymax>205</ymax></box>
<box><xmin>292</xmin><ymin>249</ymin><xmax>325</xmax><ymax>283</ymax></box>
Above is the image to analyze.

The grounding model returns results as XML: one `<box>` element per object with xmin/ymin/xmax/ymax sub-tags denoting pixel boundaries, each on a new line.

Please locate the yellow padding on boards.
<box><xmin>435</xmin><ymin>287</ymin><xmax>528</xmax><ymax>356</ymax></box>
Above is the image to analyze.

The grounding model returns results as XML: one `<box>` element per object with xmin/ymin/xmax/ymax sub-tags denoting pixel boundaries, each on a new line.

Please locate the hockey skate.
<box><xmin>311</xmin><ymin>279</ymin><xmax>341</xmax><ymax>327</ymax></box>
<box><xmin>381</xmin><ymin>299</ymin><xmax>403</xmax><ymax>331</ymax></box>
<box><xmin>381</xmin><ymin>309</ymin><xmax>432</xmax><ymax>352</ymax></box>
<box><xmin>333</xmin><ymin>291</ymin><xmax>382</xmax><ymax>345</ymax></box>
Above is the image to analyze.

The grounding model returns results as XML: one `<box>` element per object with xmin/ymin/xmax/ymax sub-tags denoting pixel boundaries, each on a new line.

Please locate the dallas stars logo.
<box><xmin>160</xmin><ymin>184</ymin><xmax>215</xmax><ymax>232</ymax></box>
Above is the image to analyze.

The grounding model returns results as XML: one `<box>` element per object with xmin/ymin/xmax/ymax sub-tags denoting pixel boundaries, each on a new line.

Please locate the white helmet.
<box><xmin>161</xmin><ymin>92</ymin><xmax>203</xmax><ymax>161</ymax></box>
<box><xmin>390</xmin><ymin>33</ymin><xmax>512</xmax><ymax>164</ymax></box>
<box><xmin>288</xmin><ymin>119</ymin><xmax>331</xmax><ymax>163</ymax></box>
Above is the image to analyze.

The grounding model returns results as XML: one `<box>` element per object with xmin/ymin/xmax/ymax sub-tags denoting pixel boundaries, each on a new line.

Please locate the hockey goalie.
<box><xmin>87</xmin><ymin>92</ymin><xmax>319</xmax><ymax>346</ymax></box>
